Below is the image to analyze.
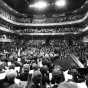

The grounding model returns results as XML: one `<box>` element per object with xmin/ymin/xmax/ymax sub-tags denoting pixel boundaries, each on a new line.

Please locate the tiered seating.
<box><xmin>0</xmin><ymin>6</ymin><xmax>86</xmax><ymax>24</ymax></box>
<box><xmin>43</xmin><ymin>14</ymin><xmax>85</xmax><ymax>23</ymax></box>
<box><xmin>0</xmin><ymin>8</ymin><xmax>15</xmax><ymax>21</ymax></box>
<box><xmin>0</xmin><ymin>7</ymin><xmax>86</xmax><ymax>34</ymax></box>
<box><xmin>0</xmin><ymin>32</ymin><xmax>88</xmax><ymax>70</ymax></box>
<box><xmin>16</xmin><ymin>25</ymin><xmax>84</xmax><ymax>33</ymax></box>
<box><xmin>16</xmin><ymin>38</ymin><xmax>87</xmax><ymax>64</ymax></box>
<box><xmin>0</xmin><ymin>20</ymin><xmax>14</xmax><ymax>31</ymax></box>
<box><xmin>0</xmin><ymin>18</ymin><xmax>85</xmax><ymax>34</ymax></box>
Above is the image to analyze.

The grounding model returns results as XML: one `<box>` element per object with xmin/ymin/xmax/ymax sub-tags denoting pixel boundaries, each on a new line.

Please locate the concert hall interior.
<box><xmin>0</xmin><ymin>0</ymin><xmax>88</xmax><ymax>88</ymax></box>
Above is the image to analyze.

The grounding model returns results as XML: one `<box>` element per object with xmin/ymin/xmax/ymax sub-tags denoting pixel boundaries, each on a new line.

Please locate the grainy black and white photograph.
<box><xmin>0</xmin><ymin>0</ymin><xmax>88</xmax><ymax>88</ymax></box>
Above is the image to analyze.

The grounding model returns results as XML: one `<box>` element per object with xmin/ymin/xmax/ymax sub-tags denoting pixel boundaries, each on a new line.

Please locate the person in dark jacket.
<box><xmin>17</xmin><ymin>64</ymin><xmax>29</xmax><ymax>81</ymax></box>
<box><xmin>26</xmin><ymin>70</ymin><xmax>42</xmax><ymax>88</ymax></box>
<box><xmin>51</xmin><ymin>65</ymin><xmax>65</xmax><ymax>85</ymax></box>
<box><xmin>40</xmin><ymin>65</ymin><xmax>50</xmax><ymax>86</ymax></box>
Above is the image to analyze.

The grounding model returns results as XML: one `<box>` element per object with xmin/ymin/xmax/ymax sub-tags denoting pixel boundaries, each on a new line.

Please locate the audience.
<box><xmin>0</xmin><ymin>38</ymin><xmax>87</xmax><ymax>88</ymax></box>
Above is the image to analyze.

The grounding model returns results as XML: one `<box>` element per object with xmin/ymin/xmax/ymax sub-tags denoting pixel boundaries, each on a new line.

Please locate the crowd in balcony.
<box><xmin>0</xmin><ymin>7</ymin><xmax>85</xmax><ymax>24</ymax></box>
<box><xmin>0</xmin><ymin>21</ymin><xmax>84</xmax><ymax>33</ymax></box>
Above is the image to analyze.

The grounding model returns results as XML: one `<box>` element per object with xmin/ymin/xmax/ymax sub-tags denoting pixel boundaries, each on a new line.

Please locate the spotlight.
<box><xmin>29</xmin><ymin>1</ymin><xmax>48</xmax><ymax>11</ymax></box>
<box><xmin>55</xmin><ymin>0</ymin><xmax>67</xmax><ymax>8</ymax></box>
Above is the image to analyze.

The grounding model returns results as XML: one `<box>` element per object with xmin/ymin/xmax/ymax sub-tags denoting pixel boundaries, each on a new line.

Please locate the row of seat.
<box><xmin>0</xmin><ymin>7</ymin><xmax>85</xmax><ymax>24</ymax></box>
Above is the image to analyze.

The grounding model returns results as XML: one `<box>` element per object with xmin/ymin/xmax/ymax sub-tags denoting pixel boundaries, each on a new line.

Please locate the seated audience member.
<box><xmin>32</xmin><ymin>63</ymin><xmax>38</xmax><ymax>71</ymax></box>
<box><xmin>17</xmin><ymin>64</ymin><xmax>29</xmax><ymax>81</ymax></box>
<box><xmin>29</xmin><ymin>63</ymin><xmax>39</xmax><ymax>82</ymax></box>
<box><xmin>40</xmin><ymin>65</ymin><xmax>50</xmax><ymax>86</ymax></box>
<box><xmin>0</xmin><ymin>63</ymin><xmax>5</xmax><ymax>73</ymax></box>
<box><xmin>51</xmin><ymin>65</ymin><xmax>65</xmax><ymax>85</ymax></box>
<box><xmin>68</xmin><ymin>64</ymin><xmax>79</xmax><ymax>82</ymax></box>
<box><xmin>68</xmin><ymin>64</ymin><xmax>85</xmax><ymax>83</ymax></box>
<box><xmin>26</xmin><ymin>70</ymin><xmax>42</xmax><ymax>88</ymax></box>
<box><xmin>42</xmin><ymin>58</ymin><xmax>53</xmax><ymax>72</ymax></box>
<box><xmin>9</xmin><ymin>64</ymin><xmax>15</xmax><ymax>70</ymax></box>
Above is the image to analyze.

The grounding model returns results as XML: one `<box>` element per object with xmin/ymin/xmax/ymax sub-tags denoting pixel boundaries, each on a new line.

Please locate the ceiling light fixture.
<box><xmin>29</xmin><ymin>1</ymin><xmax>48</xmax><ymax>11</ymax></box>
<box><xmin>55</xmin><ymin>0</ymin><xmax>66</xmax><ymax>8</ymax></box>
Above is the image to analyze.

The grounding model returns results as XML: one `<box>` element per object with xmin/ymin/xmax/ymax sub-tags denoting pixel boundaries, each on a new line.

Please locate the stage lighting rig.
<box><xmin>29</xmin><ymin>0</ymin><xmax>49</xmax><ymax>11</ymax></box>
<box><xmin>55</xmin><ymin>0</ymin><xmax>67</xmax><ymax>8</ymax></box>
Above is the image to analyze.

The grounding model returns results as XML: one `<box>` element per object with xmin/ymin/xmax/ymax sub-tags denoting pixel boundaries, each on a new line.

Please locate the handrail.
<box><xmin>0</xmin><ymin>26</ymin><xmax>14</xmax><ymax>33</ymax></box>
<box><xmin>70</xmin><ymin>54</ymin><xmax>84</xmax><ymax>68</ymax></box>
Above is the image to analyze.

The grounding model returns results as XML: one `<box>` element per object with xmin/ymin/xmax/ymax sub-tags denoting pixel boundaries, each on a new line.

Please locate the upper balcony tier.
<box><xmin>0</xmin><ymin>0</ymin><xmax>88</xmax><ymax>27</ymax></box>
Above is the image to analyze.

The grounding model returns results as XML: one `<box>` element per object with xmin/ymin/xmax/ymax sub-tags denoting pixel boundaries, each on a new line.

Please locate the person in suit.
<box><xmin>26</xmin><ymin>70</ymin><xmax>42</xmax><ymax>88</ymax></box>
